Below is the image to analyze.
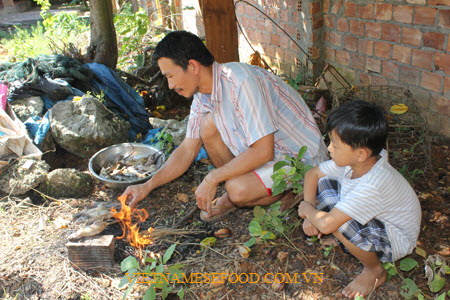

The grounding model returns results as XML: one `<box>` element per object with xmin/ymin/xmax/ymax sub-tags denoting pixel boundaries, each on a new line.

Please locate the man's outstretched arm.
<box><xmin>122</xmin><ymin>137</ymin><xmax>203</xmax><ymax>208</ymax></box>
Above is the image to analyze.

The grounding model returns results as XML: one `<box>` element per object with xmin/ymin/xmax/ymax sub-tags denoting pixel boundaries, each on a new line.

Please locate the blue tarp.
<box><xmin>86</xmin><ymin>63</ymin><xmax>151</xmax><ymax>140</ymax></box>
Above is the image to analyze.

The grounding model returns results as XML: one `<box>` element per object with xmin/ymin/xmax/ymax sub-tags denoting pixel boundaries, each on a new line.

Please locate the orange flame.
<box><xmin>111</xmin><ymin>195</ymin><xmax>153</xmax><ymax>256</ymax></box>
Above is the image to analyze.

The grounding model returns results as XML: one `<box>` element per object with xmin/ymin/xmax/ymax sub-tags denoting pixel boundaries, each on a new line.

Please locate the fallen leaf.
<box><xmin>239</xmin><ymin>245</ymin><xmax>251</xmax><ymax>258</ymax></box>
<box><xmin>176</xmin><ymin>193</ymin><xmax>189</xmax><ymax>203</ymax></box>
<box><xmin>214</xmin><ymin>228</ymin><xmax>231</xmax><ymax>238</ymax></box>
<box><xmin>277</xmin><ymin>251</ymin><xmax>289</xmax><ymax>263</ymax></box>
<box><xmin>415</xmin><ymin>246</ymin><xmax>427</xmax><ymax>258</ymax></box>
<box><xmin>390</xmin><ymin>104</ymin><xmax>408</xmax><ymax>114</ymax></box>
<box><xmin>200</xmin><ymin>237</ymin><xmax>216</xmax><ymax>250</ymax></box>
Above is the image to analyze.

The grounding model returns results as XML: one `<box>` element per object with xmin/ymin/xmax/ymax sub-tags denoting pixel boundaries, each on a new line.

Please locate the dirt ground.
<box><xmin>0</xmin><ymin>102</ymin><xmax>449</xmax><ymax>300</ymax></box>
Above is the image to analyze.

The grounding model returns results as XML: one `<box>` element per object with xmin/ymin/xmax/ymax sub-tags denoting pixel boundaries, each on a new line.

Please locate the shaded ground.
<box><xmin>0</xmin><ymin>119</ymin><xmax>448</xmax><ymax>299</ymax></box>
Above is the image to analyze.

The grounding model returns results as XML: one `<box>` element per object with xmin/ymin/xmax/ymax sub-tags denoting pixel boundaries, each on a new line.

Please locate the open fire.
<box><xmin>110</xmin><ymin>195</ymin><xmax>154</xmax><ymax>257</ymax></box>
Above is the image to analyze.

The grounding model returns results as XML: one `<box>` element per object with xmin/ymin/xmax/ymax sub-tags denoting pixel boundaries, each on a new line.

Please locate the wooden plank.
<box><xmin>66</xmin><ymin>235</ymin><xmax>115</xmax><ymax>269</ymax></box>
<box><xmin>200</xmin><ymin>0</ymin><xmax>239</xmax><ymax>63</ymax></box>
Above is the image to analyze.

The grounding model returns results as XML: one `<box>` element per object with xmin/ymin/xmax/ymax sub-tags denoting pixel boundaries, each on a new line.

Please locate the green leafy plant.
<box><xmin>271</xmin><ymin>146</ymin><xmax>313</xmax><ymax>196</ymax></box>
<box><xmin>286</xmin><ymin>73</ymin><xmax>304</xmax><ymax>91</ymax></box>
<box><xmin>245</xmin><ymin>201</ymin><xmax>298</xmax><ymax>248</ymax></box>
<box><xmin>323</xmin><ymin>244</ymin><xmax>334</xmax><ymax>258</ymax></box>
<box><xmin>119</xmin><ymin>244</ymin><xmax>184</xmax><ymax>300</ymax></box>
<box><xmin>151</xmin><ymin>127</ymin><xmax>174</xmax><ymax>157</ymax></box>
<box><xmin>114</xmin><ymin>3</ymin><xmax>150</xmax><ymax>70</ymax></box>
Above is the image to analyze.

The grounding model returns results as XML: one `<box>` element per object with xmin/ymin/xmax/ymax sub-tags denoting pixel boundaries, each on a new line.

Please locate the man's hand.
<box><xmin>195</xmin><ymin>178</ymin><xmax>218</xmax><ymax>215</ymax></box>
<box><xmin>121</xmin><ymin>183</ymin><xmax>150</xmax><ymax>208</ymax></box>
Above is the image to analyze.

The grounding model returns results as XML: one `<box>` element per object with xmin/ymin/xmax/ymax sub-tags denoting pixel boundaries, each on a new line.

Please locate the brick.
<box><xmin>343</xmin><ymin>36</ymin><xmax>357</xmax><ymax>52</ymax></box>
<box><xmin>438</xmin><ymin>9</ymin><xmax>450</xmax><ymax>29</ymax></box>
<box><xmin>345</xmin><ymin>2</ymin><xmax>357</xmax><ymax>17</ymax></box>
<box><xmin>382</xmin><ymin>61</ymin><xmax>399</xmax><ymax>80</ymax></box>
<box><xmin>261</xmin><ymin>31</ymin><xmax>271</xmax><ymax>44</ymax></box>
<box><xmin>310</xmin><ymin>46</ymin><xmax>321</xmax><ymax>60</ymax></box>
<box><xmin>323</xmin><ymin>0</ymin><xmax>330</xmax><ymax>13</ymax></box>
<box><xmin>366</xmin><ymin>22</ymin><xmax>382</xmax><ymax>39</ymax></box>
<box><xmin>374</xmin><ymin>41</ymin><xmax>392</xmax><ymax>59</ymax></box>
<box><xmin>281</xmin><ymin>9</ymin><xmax>290</xmax><ymax>22</ymax></box>
<box><xmin>444</xmin><ymin>76</ymin><xmax>450</xmax><ymax>96</ymax></box>
<box><xmin>430</xmin><ymin>94</ymin><xmax>450</xmax><ymax>116</ymax></box>
<box><xmin>371</xmin><ymin>75</ymin><xmax>388</xmax><ymax>85</ymax></box>
<box><xmin>414</xmin><ymin>7</ymin><xmax>437</xmax><ymax>25</ymax></box>
<box><xmin>359</xmin><ymin>73</ymin><xmax>371</xmax><ymax>85</ymax></box>
<box><xmin>439</xmin><ymin>116</ymin><xmax>450</xmax><ymax>139</ymax></box>
<box><xmin>292</xmin><ymin>11</ymin><xmax>300</xmax><ymax>23</ymax></box>
<box><xmin>359</xmin><ymin>4</ymin><xmax>374</xmax><ymax>19</ymax></box>
<box><xmin>421</xmin><ymin>71</ymin><xmax>442</xmax><ymax>93</ymax></box>
<box><xmin>409</xmin><ymin>86</ymin><xmax>431</xmax><ymax>109</ymax></box>
<box><xmin>392</xmin><ymin>45</ymin><xmax>412</xmax><ymax>64</ymax></box>
<box><xmin>401</xmin><ymin>27</ymin><xmax>422</xmax><ymax>47</ymax></box>
<box><xmin>329</xmin><ymin>32</ymin><xmax>342</xmax><ymax>46</ymax></box>
<box><xmin>271</xmin><ymin>34</ymin><xmax>280</xmax><ymax>47</ymax></box>
<box><xmin>265</xmin><ymin>19</ymin><xmax>272</xmax><ymax>32</ymax></box>
<box><xmin>448</xmin><ymin>34</ymin><xmax>450</xmax><ymax>52</ymax></box>
<box><xmin>280</xmin><ymin>35</ymin><xmax>289</xmax><ymax>48</ymax></box>
<box><xmin>435</xmin><ymin>52</ymin><xmax>450</xmax><ymax>74</ymax></box>
<box><xmin>311</xmin><ymin>30</ymin><xmax>321</xmax><ymax>42</ymax></box>
<box><xmin>393</xmin><ymin>5</ymin><xmax>413</xmax><ymax>24</ymax></box>
<box><xmin>406</xmin><ymin>0</ymin><xmax>426</xmax><ymax>4</ymax></box>
<box><xmin>312</xmin><ymin>16</ymin><xmax>324</xmax><ymax>30</ymax></box>
<box><xmin>310</xmin><ymin>3</ymin><xmax>320</xmax><ymax>15</ymax></box>
<box><xmin>366</xmin><ymin>57</ymin><xmax>381</xmax><ymax>74</ymax></box>
<box><xmin>351</xmin><ymin>53</ymin><xmax>366</xmax><ymax>70</ymax></box>
<box><xmin>350</xmin><ymin>20</ymin><xmax>364</xmax><ymax>36</ymax></box>
<box><xmin>331</xmin><ymin>0</ymin><xmax>342</xmax><ymax>14</ymax></box>
<box><xmin>337</xmin><ymin>17</ymin><xmax>349</xmax><ymax>32</ymax></box>
<box><xmin>358</xmin><ymin>39</ymin><xmax>373</xmax><ymax>55</ymax></box>
<box><xmin>324</xmin><ymin>15</ymin><xmax>336</xmax><ymax>28</ymax></box>
<box><xmin>423</xmin><ymin>32</ymin><xmax>445</xmax><ymax>50</ymax></box>
<box><xmin>336</xmin><ymin>50</ymin><xmax>350</xmax><ymax>66</ymax></box>
<box><xmin>375</xmin><ymin>3</ymin><xmax>393</xmax><ymax>21</ymax></box>
<box><xmin>429</xmin><ymin>0</ymin><xmax>450</xmax><ymax>5</ymax></box>
<box><xmin>412</xmin><ymin>49</ymin><xmax>434</xmax><ymax>70</ymax></box>
<box><xmin>399</xmin><ymin>66</ymin><xmax>420</xmax><ymax>85</ymax></box>
<box><xmin>382</xmin><ymin>23</ymin><xmax>400</xmax><ymax>42</ymax></box>
<box><xmin>265</xmin><ymin>44</ymin><xmax>276</xmax><ymax>57</ymax></box>
<box><xmin>324</xmin><ymin>47</ymin><xmax>336</xmax><ymax>62</ymax></box>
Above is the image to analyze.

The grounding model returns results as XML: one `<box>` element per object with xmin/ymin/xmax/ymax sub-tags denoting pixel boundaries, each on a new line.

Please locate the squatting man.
<box><xmin>121</xmin><ymin>30</ymin><xmax>327</xmax><ymax>221</ymax></box>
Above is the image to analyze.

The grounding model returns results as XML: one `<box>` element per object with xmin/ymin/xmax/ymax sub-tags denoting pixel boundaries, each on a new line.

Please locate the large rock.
<box><xmin>49</xmin><ymin>96</ymin><xmax>130</xmax><ymax>158</ymax></box>
<box><xmin>40</xmin><ymin>168</ymin><xmax>93</xmax><ymax>198</ymax></box>
<box><xmin>10</xmin><ymin>96</ymin><xmax>44</xmax><ymax>122</ymax></box>
<box><xmin>149</xmin><ymin>116</ymin><xmax>188</xmax><ymax>146</ymax></box>
<box><xmin>0</xmin><ymin>157</ymin><xmax>50</xmax><ymax>195</ymax></box>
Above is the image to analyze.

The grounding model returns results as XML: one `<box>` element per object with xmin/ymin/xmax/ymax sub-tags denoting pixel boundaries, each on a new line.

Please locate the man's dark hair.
<box><xmin>325</xmin><ymin>100</ymin><xmax>388</xmax><ymax>156</ymax></box>
<box><xmin>153</xmin><ymin>31</ymin><xmax>215</xmax><ymax>70</ymax></box>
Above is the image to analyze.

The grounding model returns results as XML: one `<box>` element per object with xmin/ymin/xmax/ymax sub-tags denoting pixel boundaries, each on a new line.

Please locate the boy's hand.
<box><xmin>302</xmin><ymin>219</ymin><xmax>322</xmax><ymax>238</ymax></box>
<box><xmin>298</xmin><ymin>201</ymin><xmax>314</xmax><ymax>218</ymax></box>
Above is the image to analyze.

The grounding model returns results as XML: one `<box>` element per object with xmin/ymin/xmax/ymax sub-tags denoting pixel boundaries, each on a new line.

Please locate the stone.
<box><xmin>49</xmin><ymin>96</ymin><xmax>130</xmax><ymax>158</ymax></box>
<box><xmin>0</xmin><ymin>156</ymin><xmax>50</xmax><ymax>195</ymax></box>
<box><xmin>40</xmin><ymin>168</ymin><xmax>93</xmax><ymax>198</ymax></box>
<box><xmin>10</xmin><ymin>96</ymin><xmax>44</xmax><ymax>122</ymax></box>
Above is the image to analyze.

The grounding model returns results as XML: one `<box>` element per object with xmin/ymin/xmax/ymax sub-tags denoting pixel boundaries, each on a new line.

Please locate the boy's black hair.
<box><xmin>153</xmin><ymin>31</ymin><xmax>215</xmax><ymax>70</ymax></box>
<box><xmin>326</xmin><ymin>100</ymin><xmax>388</xmax><ymax>156</ymax></box>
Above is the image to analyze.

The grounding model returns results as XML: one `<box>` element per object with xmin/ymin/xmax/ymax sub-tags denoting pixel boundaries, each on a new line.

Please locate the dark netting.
<box><xmin>0</xmin><ymin>54</ymin><xmax>93</xmax><ymax>84</ymax></box>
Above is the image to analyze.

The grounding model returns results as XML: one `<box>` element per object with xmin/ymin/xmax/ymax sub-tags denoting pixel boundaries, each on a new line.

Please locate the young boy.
<box><xmin>297</xmin><ymin>100</ymin><xmax>421</xmax><ymax>298</ymax></box>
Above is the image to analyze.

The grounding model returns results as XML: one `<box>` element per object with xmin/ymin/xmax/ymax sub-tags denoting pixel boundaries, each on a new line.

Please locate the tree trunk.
<box><xmin>199</xmin><ymin>0</ymin><xmax>239</xmax><ymax>63</ymax></box>
<box><xmin>86</xmin><ymin>0</ymin><xmax>118</xmax><ymax>69</ymax></box>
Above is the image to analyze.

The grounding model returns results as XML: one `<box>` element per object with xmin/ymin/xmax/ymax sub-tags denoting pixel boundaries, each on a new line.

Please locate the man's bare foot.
<box><xmin>280</xmin><ymin>191</ymin><xmax>303</xmax><ymax>212</ymax></box>
<box><xmin>342</xmin><ymin>265</ymin><xmax>387</xmax><ymax>298</ymax></box>
<box><xmin>320</xmin><ymin>236</ymin><xmax>339</xmax><ymax>247</ymax></box>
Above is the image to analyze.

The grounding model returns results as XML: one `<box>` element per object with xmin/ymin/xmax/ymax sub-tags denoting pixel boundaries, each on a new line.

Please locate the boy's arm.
<box><xmin>301</xmin><ymin>166</ymin><xmax>325</xmax><ymax>236</ymax></box>
<box><xmin>298</xmin><ymin>204</ymin><xmax>352</xmax><ymax>235</ymax></box>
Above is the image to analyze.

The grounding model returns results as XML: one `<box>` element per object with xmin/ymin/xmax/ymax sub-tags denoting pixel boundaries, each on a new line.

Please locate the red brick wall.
<box><xmin>234</xmin><ymin>0</ymin><xmax>314</xmax><ymax>77</ymax></box>
<box><xmin>322</xmin><ymin>0</ymin><xmax>449</xmax><ymax>137</ymax></box>
<box><xmin>234</xmin><ymin>0</ymin><xmax>449</xmax><ymax>137</ymax></box>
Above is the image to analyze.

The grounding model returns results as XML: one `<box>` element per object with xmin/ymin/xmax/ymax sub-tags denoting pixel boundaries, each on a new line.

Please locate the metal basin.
<box><xmin>88</xmin><ymin>143</ymin><xmax>165</xmax><ymax>189</ymax></box>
